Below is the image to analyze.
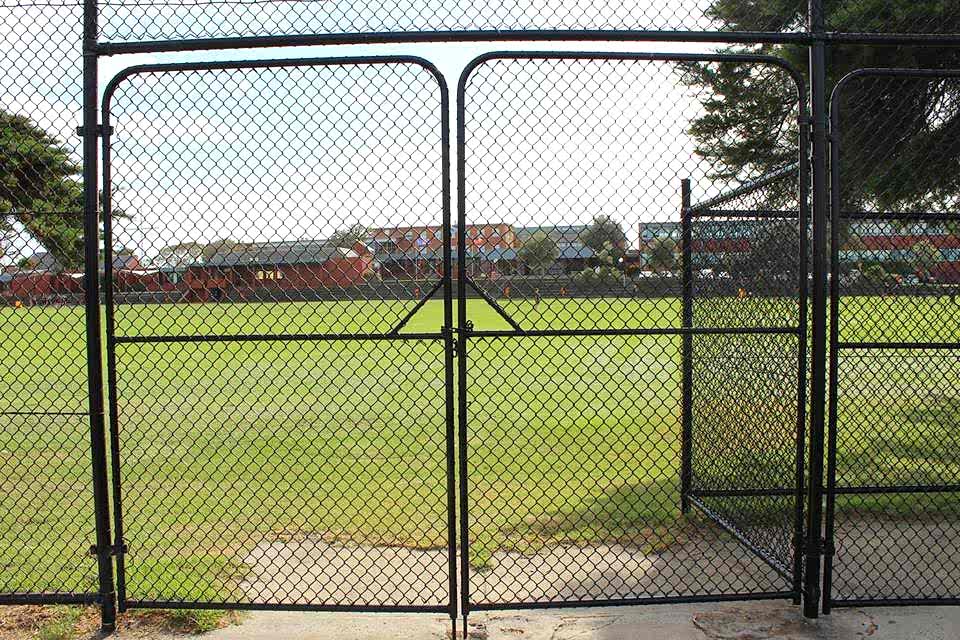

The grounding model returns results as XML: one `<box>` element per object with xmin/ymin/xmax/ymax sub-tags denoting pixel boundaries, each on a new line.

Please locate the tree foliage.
<box><xmin>575</xmin><ymin>243</ymin><xmax>624</xmax><ymax>286</ymax></box>
<box><xmin>328</xmin><ymin>224</ymin><xmax>368</xmax><ymax>248</ymax></box>
<box><xmin>685</xmin><ymin>1</ymin><xmax>960</xmax><ymax>211</ymax></box>
<box><xmin>518</xmin><ymin>231</ymin><xmax>559</xmax><ymax>275</ymax></box>
<box><xmin>158</xmin><ymin>241</ymin><xmax>204</xmax><ymax>267</ymax></box>
<box><xmin>202</xmin><ymin>238</ymin><xmax>240</xmax><ymax>262</ymax></box>
<box><xmin>912</xmin><ymin>239</ymin><xmax>942</xmax><ymax>275</ymax></box>
<box><xmin>729</xmin><ymin>221</ymin><xmax>799</xmax><ymax>281</ymax></box>
<box><xmin>581</xmin><ymin>215</ymin><xmax>627</xmax><ymax>260</ymax></box>
<box><xmin>647</xmin><ymin>237</ymin><xmax>678</xmax><ymax>272</ymax></box>
<box><xmin>0</xmin><ymin>110</ymin><xmax>84</xmax><ymax>269</ymax></box>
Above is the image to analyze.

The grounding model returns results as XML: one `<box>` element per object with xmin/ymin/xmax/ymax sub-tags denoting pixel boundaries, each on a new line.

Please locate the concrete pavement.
<box><xmin>99</xmin><ymin>601</ymin><xmax>960</xmax><ymax>639</ymax></box>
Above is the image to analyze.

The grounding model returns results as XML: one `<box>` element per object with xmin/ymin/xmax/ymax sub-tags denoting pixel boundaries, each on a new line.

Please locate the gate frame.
<box><xmin>679</xmin><ymin>159</ymin><xmax>810</xmax><ymax>601</ymax></box>
<box><xmin>455</xmin><ymin>50</ymin><xmax>809</xmax><ymax>618</ymax></box>
<box><xmin>823</xmin><ymin>67</ymin><xmax>960</xmax><ymax>613</ymax></box>
<box><xmin>99</xmin><ymin>55</ymin><xmax>457</xmax><ymax>621</ymax></box>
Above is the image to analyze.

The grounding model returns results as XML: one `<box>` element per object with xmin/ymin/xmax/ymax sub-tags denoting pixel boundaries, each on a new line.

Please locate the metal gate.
<box><xmin>100</xmin><ymin>57</ymin><xmax>457</xmax><ymax>615</ymax></box>
<box><xmin>824</xmin><ymin>68</ymin><xmax>960</xmax><ymax>609</ymax></box>
<box><xmin>456</xmin><ymin>52</ymin><xmax>808</xmax><ymax>614</ymax></box>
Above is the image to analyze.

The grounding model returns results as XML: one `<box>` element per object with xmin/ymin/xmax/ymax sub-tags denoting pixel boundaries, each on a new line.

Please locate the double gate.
<box><xmin>88</xmin><ymin>51</ymin><xmax>806</xmax><ymax>622</ymax></box>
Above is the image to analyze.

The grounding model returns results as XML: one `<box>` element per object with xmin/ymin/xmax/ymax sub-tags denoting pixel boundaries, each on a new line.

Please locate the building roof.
<box><xmin>203</xmin><ymin>240</ymin><xmax>357</xmax><ymax>267</ymax></box>
<box><xmin>113</xmin><ymin>252</ymin><xmax>140</xmax><ymax>270</ymax></box>
<box><xmin>23</xmin><ymin>251</ymin><xmax>62</xmax><ymax>272</ymax></box>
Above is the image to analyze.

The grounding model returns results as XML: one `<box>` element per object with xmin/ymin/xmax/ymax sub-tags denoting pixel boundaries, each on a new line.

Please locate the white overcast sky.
<box><xmin>0</xmin><ymin>1</ymin><xmax>797</xmax><ymax>263</ymax></box>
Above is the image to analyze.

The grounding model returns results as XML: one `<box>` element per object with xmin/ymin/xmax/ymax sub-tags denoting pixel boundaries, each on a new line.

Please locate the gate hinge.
<box><xmin>76</xmin><ymin>124</ymin><xmax>113</xmax><ymax>137</ymax></box>
<box><xmin>89</xmin><ymin>542</ymin><xmax>127</xmax><ymax>557</ymax></box>
<box><xmin>464</xmin><ymin>320</ymin><xmax>474</xmax><ymax>332</ymax></box>
<box><xmin>799</xmin><ymin>115</ymin><xmax>815</xmax><ymax>127</ymax></box>
<box><xmin>822</xmin><ymin>537</ymin><xmax>835</xmax><ymax>557</ymax></box>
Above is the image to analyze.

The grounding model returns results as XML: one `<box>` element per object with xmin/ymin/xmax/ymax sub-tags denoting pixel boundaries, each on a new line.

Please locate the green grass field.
<box><xmin>0</xmin><ymin>294</ymin><xmax>957</xmax><ymax>602</ymax></box>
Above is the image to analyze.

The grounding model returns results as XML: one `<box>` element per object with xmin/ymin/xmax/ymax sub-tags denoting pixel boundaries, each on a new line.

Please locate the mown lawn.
<box><xmin>0</xmin><ymin>293</ymin><xmax>956</xmax><ymax>602</ymax></box>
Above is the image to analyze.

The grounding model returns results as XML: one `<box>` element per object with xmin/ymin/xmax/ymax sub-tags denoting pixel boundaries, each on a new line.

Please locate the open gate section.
<box><xmin>100</xmin><ymin>58</ymin><xmax>455</xmax><ymax>613</ymax></box>
<box><xmin>456</xmin><ymin>52</ymin><xmax>807</xmax><ymax>612</ymax></box>
<box><xmin>684</xmin><ymin>163</ymin><xmax>808</xmax><ymax>586</ymax></box>
<box><xmin>825</xmin><ymin>69</ymin><xmax>960</xmax><ymax>609</ymax></box>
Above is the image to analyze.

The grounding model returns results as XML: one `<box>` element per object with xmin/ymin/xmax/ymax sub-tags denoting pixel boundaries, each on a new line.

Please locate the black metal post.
<box><xmin>680</xmin><ymin>178</ymin><xmax>693</xmax><ymax>515</ymax></box>
<box><xmin>82</xmin><ymin>0</ymin><xmax>117</xmax><ymax>630</ymax></box>
<box><xmin>803</xmin><ymin>0</ymin><xmax>828</xmax><ymax>620</ymax></box>
<box><xmin>455</xmin><ymin>71</ymin><xmax>470</xmax><ymax>637</ymax></box>
<box><xmin>101</xmin><ymin>105</ymin><xmax>127</xmax><ymax>613</ymax></box>
<box><xmin>792</xmin><ymin>84</ymin><xmax>812</xmax><ymax>605</ymax></box>
<box><xmin>437</xmin><ymin>73</ymin><xmax>458</xmax><ymax>633</ymax></box>
<box><xmin>821</xmin><ymin>76</ymin><xmax>843</xmax><ymax>616</ymax></box>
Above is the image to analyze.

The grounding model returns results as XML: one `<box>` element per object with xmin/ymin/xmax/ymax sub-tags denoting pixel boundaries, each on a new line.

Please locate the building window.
<box><xmin>256</xmin><ymin>269</ymin><xmax>281</xmax><ymax>281</ymax></box>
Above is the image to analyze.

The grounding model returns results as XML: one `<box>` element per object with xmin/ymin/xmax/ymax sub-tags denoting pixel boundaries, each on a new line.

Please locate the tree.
<box><xmin>862</xmin><ymin>263</ymin><xmax>890</xmax><ymax>286</ymax></box>
<box><xmin>575</xmin><ymin>243</ymin><xmax>624</xmax><ymax>286</ymax></box>
<box><xmin>0</xmin><ymin>110</ymin><xmax>84</xmax><ymax>269</ymax></box>
<box><xmin>202</xmin><ymin>238</ymin><xmax>240</xmax><ymax>262</ymax></box>
<box><xmin>581</xmin><ymin>215</ymin><xmax>627</xmax><ymax>263</ymax></box>
<box><xmin>518</xmin><ymin>231</ymin><xmax>559</xmax><ymax>275</ymax></box>
<box><xmin>158</xmin><ymin>241</ymin><xmax>204</xmax><ymax>268</ymax></box>
<box><xmin>647</xmin><ymin>237</ymin><xmax>678</xmax><ymax>273</ymax></box>
<box><xmin>683</xmin><ymin>2</ymin><xmax>960</xmax><ymax>211</ymax></box>
<box><xmin>328</xmin><ymin>224</ymin><xmax>368</xmax><ymax>248</ymax></box>
<box><xmin>912</xmin><ymin>239</ymin><xmax>942</xmax><ymax>277</ymax></box>
<box><xmin>729</xmin><ymin>221</ymin><xmax>798</xmax><ymax>282</ymax></box>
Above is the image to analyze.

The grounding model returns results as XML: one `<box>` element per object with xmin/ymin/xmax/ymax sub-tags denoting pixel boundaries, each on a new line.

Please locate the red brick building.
<box><xmin>367</xmin><ymin>223</ymin><xmax>519</xmax><ymax>278</ymax></box>
<box><xmin>182</xmin><ymin>239</ymin><xmax>373</xmax><ymax>301</ymax></box>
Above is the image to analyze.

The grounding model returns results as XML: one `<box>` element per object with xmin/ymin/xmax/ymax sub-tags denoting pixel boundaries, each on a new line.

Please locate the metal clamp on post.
<box><xmin>89</xmin><ymin>542</ymin><xmax>127</xmax><ymax>558</ymax></box>
<box><xmin>76</xmin><ymin>124</ymin><xmax>113</xmax><ymax>137</ymax></box>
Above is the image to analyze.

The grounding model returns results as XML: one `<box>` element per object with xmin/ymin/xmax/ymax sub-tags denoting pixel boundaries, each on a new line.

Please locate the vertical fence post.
<box><xmin>803</xmin><ymin>0</ymin><xmax>829</xmax><ymax>620</ymax></box>
<box><xmin>680</xmin><ymin>178</ymin><xmax>693</xmax><ymax>515</ymax></box>
<box><xmin>82</xmin><ymin>0</ymin><xmax>117</xmax><ymax>630</ymax></box>
<box><xmin>821</xmin><ymin>73</ymin><xmax>843</xmax><ymax>617</ymax></box>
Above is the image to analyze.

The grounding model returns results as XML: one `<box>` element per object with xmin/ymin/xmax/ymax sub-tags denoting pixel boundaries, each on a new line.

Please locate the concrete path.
<box><xmin>100</xmin><ymin>601</ymin><xmax>960</xmax><ymax>639</ymax></box>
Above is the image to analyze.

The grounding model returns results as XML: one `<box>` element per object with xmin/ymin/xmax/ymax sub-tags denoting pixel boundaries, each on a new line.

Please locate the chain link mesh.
<box><xmin>827</xmin><ymin>71</ymin><xmax>960</xmax><ymax>605</ymax></box>
<box><xmin>92</xmin><ymin>0</ymin><xmax>960</xmax><ymax>45</ymax></box>
<box><xmin>104</xmin><ymin>59</ymin><xmax>452</xmax><ymax>608</ymax></box>
<box><xmin>4</xmin><ymin>0</ymin><xmax>960</xmax><ymax>622</ymax></box>
<box><xmin>0</xmin><ymin>0</ymin><xmax>99</xmax><ymax>600</ymax></box>
<box><xmin>96</xmin><ymin>0</ymin><xmax>810</xmax><ymax>44</ymax></box>
<box><xmin>458</xmin><ymin>54</ymin><xmax>805</xmax><ymax>607</ymax></box>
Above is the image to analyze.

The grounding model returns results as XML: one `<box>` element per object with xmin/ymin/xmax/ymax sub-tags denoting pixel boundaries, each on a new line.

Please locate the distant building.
<box><xmin>20</xmin><ymin>251</ymin><xmax>62</xmax><ymax>272</ymax></box>
<box><xmin>182</xmin><ymin>239</ymin><xmax>373</xmax><ymax>300</ymax></box>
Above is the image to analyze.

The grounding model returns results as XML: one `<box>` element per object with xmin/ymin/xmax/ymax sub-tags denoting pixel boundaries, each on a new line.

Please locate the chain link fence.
<box><xmin>826</xmin><ymin>69</ymin><xmax>960</xmax><ymax>608</ymax></box>
<box><xmin>456</xmin><ymin>53</ymin><xmax>806</xmax><ymax>610</ymax></box>
<box><xmin>101</xmin><ymin>57</ymin><xmax>454</xmax><ymax>611</ymax></box>
<box><xmin>0</xmin><ymin>0</ymin><xmax>959</xmax><ymax>633</ymax></box>
<box><xmin>0</xmin><ymin>0</ymin><xmax>100</xmax><ymax>605</ymax></box>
